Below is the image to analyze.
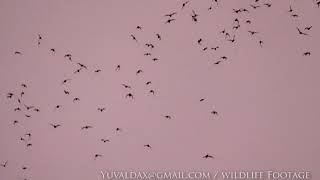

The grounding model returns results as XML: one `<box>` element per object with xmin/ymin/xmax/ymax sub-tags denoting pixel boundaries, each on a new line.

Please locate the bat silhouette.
<box><xmin>203</xmin><ymin>154</ymin><xmax>214</xmax><ymax>159</ymax></box>
<box><xmin>130</xmin><ymin>34</ymin><xmax>138</xmax><ymax>42</ymax></box>
<box><xmin>24</xmin><ymin>105</ymin><xmax>30</xmax><ymax>110</ymax></box>
<box><xmin>145</xmin><ymin>43</ymin><xmax>154</xmax><ymax>49</ymax></box>
<box><xmin>26</xmin><ymin>143</ymin><xmax>32</xmax><ymax>147</ymax></box>
<box><xmin>144</xmin><ymin>144</ymin><xmax>152</xmax><ymax>149</ymax></box>
<box><xmin>305</xmin><ymin>26</ymin><xmax>312</xmax><ymax>30</ymax></box>
<box><xmin>149</xmin><ymin>90</ymin><xmax>155</xmax><ymax>95</ymax></box>
<box><xmin>165</xmin><ymin>18</ymin><xmax>176</xmax><ymax>24</ymax></box>
<box><xmin>191</xmin><ymin>16</ymin><xmax>198</xmax><ymax>22</ymax></box>
<box><xmin>94</xmin><ymin>154</ymin><xmax>103</xmax><ymax>160</ymax></box>
<box><xmin>64</xmin><ymin>54</ymin><xmax>72</xmax><ymax>61</ymax></box>
<box><xmin>1</xmin><ymin>161</ymin><xmax>8</xmax><ymax>167</ymax></box>
<box><xmin>220</xmin><ymin>56</ymin><xmax>228</xmax><ymax>60</ymax></box>
<box><xmin>38</xmin><ymin>34</ymin><xmax>42</xmax><ymax>41</ymax></box>
<box><xmin>225</xmin><ymin>32</ymin><xmax>231</xmax><ymax>39</ymax></box>
<box><xmin>211</xmin><ymin>110</ymin><xmax>218</xmax><ymax>115</ymax></box>
<box><xmin>98</xmin><ymin>107</ymin><xmax>106</xmax><ymax>112</ymax></box>
<box><xmin>64</xmin><ymin>54</ymin><xmax>71</xmax><ymax>58</ymax></box>
<box><xmin>136</xmin><ymin>69</ymin><xmax>143</xmax><ymax>75</ymax></box>
<box><xmin>182</xmin><ymin>1</ymin><xmax>189</xmax><ymax>9</ymax></box>
<box><xmin>62</xmin><ymin>79</ymin><xmax>71</xmax><ymax>85</ymax></box>
<box><xmin>77</xmin><ymin>63</ymin><xmax>87</xmax><ymax>69</ymax></box>
<box><xmin>211</xmin><ymin>46</ymin><xmax>219</xmax><ymax>51</ymax></box>
<box><xmin>297</xmin><ymin>27</ymin><xmax>308</xmax><ymax>36</ymax></box>
<box><xmin>240</xmin><ymin>8</ymin><xmax>249</xmax><ymax>13</ymax></box>
<box><xmin>164</xmin><ymin>12</ymin><xmax>177</xmax><ymax>18</ymax></box>
<box><xmin>259</xmin><ymin>40</ymin><xmax>263</xmax><ymax>47</ymax></box>
<box><xmin>264</xmin><ymin>3</ymin><xmax>272</xmax><ymax>7</ymax></box>
<box><xmin>74</xmin><ymin>68</ymin><xmax>82</xmax><ymax>74</ymax></box>
<box><xmin>233</xmin><ymin>9</ymin><xmax>241</xmax><ymax>13</ymax></box>
<box><xmin>156</xmin><ymin>33</ymin><xmax>161</xmax><ymax>40</ymax></box>
<box><xmin>146</xmin><ymin>81</ymin><xmax>152</xmax><ymax>85</ymax></box>
<box><xmin>126</xmin><ymin>93</ymin><xmax>134</xmax><ymax>99</ymax></box>
<box><xmin>228</xmin><ymin>35</ymin><xmax>235</xmax><ymax>43</ymax></box>
<box><xmin>81</xmin><ymin>126</ymin><xmax>93</xmax><ymax>130</ymax></box>
<box><xmin>303</xmin><ymin>52</ymin><xmax>311</xmax><ymax>56</ymax></box>
<box><xmin>233</xmin><ymin>25</ymin><xmax>240</xmax><ymax>30</ymax></box>
<box><xmin>250</xmin><ymin>4</ymin><xmax>260</xmax><ymax>9</ymax></box>
<box><xmin>101</xmin><ymin>139</ymin><xmax>110</xmax><ymax>143</ymax></box>
<box><xmin>15</xmin><ymin>51</ymin><xmax>22</xmax><ymax>55</ymax></box>
<box><xmin>73</xmin><ymin>97</ymin><xmax>80</xmax><ymax>102</ymax></box>
<box><xmin>248</xmin><ymin>31</ymin><xmax>258</xmax><ymax>35</ymax></box>
<box><xmin>50</xmin><ymin>123</ymin><xmax>61</xmax><ymax>128</ymax></box>
<box><xmin>7</xmin><ymin>93</ymin><xmax>14</xmax><ymax>98</ymax></box>
<box><xmin>24</xmin><ymin>105</ymin><xmax>34</xmax><ymax>110</ymax></box>
<box><xmin>234</xmin><ymin>18</ymin><xmax>239</xmax><ymax>24</ymax></box>
<box><xmin>64</xmin><ymin>90</ymin><xmax>70</xmax><ymax>95</ymax></box>
<box><xmin>191</xmin><ymin>10</ymin><xmax>198</xmax><ymax>22</ymax></box>
<box><xmin>122</xmin><ymin>84</ymin><xmax>131</xmax><ymax>89</ymax></box>
<box><xmin>116</xmin><ymin>65</ymin><xmax>121</xmax><ymax>71</ymax></box>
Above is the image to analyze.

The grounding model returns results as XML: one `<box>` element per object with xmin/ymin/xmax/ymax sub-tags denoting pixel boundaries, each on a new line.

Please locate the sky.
<box><xmin>0</xmin><ymin>0</ymin><xmax>319</xmax><ymax>179</ymax></box>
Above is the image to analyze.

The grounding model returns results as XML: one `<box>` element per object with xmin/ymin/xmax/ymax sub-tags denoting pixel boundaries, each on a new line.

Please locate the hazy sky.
<box><xmin>0</xmin><ymin>0</ymin><xmax>319</xmax><ymax>179</ymax></box>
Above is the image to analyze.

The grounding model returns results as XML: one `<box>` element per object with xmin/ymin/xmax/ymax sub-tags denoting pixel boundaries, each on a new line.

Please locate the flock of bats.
<box><xmin>2</xmin><ymin>0</ymin><xmax>318</xmax><ymax>179</ymax></box>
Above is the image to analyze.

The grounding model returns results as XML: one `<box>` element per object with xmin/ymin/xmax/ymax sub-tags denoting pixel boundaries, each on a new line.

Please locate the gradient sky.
<box><xmin>0</xmin><ymin>0</ymin><xmax>319</xmax><ymax>179</ymax></box>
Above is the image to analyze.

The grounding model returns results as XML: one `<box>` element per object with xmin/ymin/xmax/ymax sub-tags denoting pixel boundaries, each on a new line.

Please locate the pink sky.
<box><xmin>0</xmin><ymin>0</ymin><xmax>319</xmax><ymax>179</ymax></box>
